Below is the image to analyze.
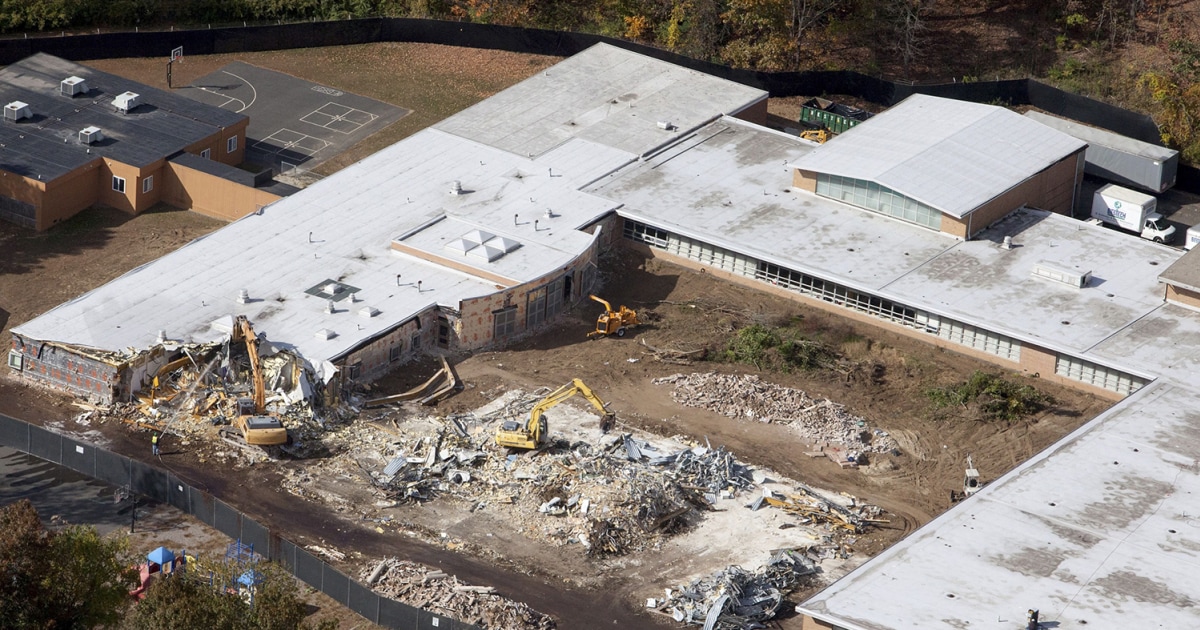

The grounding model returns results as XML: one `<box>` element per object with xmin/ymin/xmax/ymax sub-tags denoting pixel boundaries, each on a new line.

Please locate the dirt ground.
<box><xmin>0</xmin><ymin>246</ymin><xmax>1110</xmax><ymax>627</ymax></box>
<box><xmin>0</xmin><ymin>44</ymin><xmax>1115</xmax><ymax>628</ymax></box>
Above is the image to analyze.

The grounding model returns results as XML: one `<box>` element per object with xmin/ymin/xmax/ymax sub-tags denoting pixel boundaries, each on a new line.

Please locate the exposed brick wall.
<box><xmin>340</xmin><ymin>309</ymin><xmax>437</xmax><ymax>383</ymax></box>
<box><xmin>10</xmin><ymin>335</ymin><xmax>119</xmax><ymax>402</ymax></box>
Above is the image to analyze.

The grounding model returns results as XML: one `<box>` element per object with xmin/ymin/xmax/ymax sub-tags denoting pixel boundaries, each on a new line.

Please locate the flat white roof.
<box><xmin>799</xmin><ymin>380</ymin><xmax>1200</xmax><ymax>630</ymax></box>
<box><xmin>881</xmin><ymin>209</ymin><xmax>1180</xmax><ymax>355</ymax></box>
<box><xmin>433</xmin><ymin>43</ymin><xmax>768</xmax><ymax>159</ymax></box>
<box><xmin>791</xmin><ymin>94</ymin><xmax>1087</xmax><ymax>218</ymax></box>
<box><xmin>13</xmin><ymin>127</ymin><xmax>622</xmax><ymax>374</ymax></box>
<box><xmin>1026</xmin><ymin>110</ymin><xmax>1177</xmax><ymax>161</ymax></box>
<box><xmin>588</xmin><ymin>117</ymin><xmax>961</xmax><ymax>291</ymax></box>
<box><xmin>591</xmin><ymin>116</ymin><xmax>1176</xmax><ymax>361</ymax></box>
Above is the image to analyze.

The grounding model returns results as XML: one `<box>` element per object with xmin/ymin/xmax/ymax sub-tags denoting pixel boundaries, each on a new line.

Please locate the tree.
<box><xmin>721</xmin><ymin>0</ymin><xmax>797</xmax><ymax>70</ymax></box>
<box><xmin>789</xmin><ymin>0</ymin><xmax>846</xmax><ymax>54</ymax></box>
<box><xmin>122</xmin><ymin>557</ymin><xmax>329</xmax><ymax>630</ymax></box>
<box><xmin>876</xmin><ymin>0</ymin><xmax>934</xmax><ymax>77</ymax></box>
<box><xmin>0</xmin><ymin>499</ymin><xmax>138</xmax><ymax>630</ymax></box>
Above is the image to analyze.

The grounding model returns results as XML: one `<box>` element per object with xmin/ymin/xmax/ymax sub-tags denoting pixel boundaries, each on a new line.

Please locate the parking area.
<box><xmin>179</xmin><ymin>61</ymin><xmax>408</xmax><ymax>173</ymax></box>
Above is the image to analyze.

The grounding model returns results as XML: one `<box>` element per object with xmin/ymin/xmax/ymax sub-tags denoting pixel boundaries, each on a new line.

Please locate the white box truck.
<box><xmin>1185</xmin><ymin>226</ymin><xmax>1200</xmax><ymax>250</ymax></box>
<box><xmin>1090</xmin><ymin>184</ymin><xmax>1175</xmax><ymax>243</ymax></box>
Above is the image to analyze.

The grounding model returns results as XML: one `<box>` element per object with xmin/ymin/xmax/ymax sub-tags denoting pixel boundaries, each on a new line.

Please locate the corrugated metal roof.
<box><xmin>791</xmin><ymin>94</ymin><xmax>1087</xmax><ymax>218</ymax></box>
<box><xmin>1026</xmin><ymin>110</ymin><xmax>1176</xmax><ymax>160</ymax></box>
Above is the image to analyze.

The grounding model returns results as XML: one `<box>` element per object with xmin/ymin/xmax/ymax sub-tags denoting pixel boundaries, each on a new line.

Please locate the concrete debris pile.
<box><xmin>361</xmin><ymin>558</ymin><xmax>555</xmax><ymax>630</ymax></box>
<box><xmin>653</xmin><ymin>373</ymin><xmax>898</xmax><ymax>454</ymax></box>
<box><xmin>651</xmin><ymin>549</ymin><xmax>817</xmax><ymax>628</ymax></box>
<box><xmin>453</xmin><ymin>434</ymin><xmax>755</xmax><ymax>557</ymax></box>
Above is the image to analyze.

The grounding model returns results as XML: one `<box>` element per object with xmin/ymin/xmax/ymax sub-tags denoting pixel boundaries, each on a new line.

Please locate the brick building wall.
<box><xmin>9</xmin><ymin>335</ymin><xmax>119</xmax><ymax>402</ymax></box>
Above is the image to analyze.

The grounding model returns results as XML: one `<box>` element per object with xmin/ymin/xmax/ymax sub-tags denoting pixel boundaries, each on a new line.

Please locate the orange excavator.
<box><xmin>219</xmin><ymin>316</ymin><xmax>288</xmax><ymax>447</ymax></box>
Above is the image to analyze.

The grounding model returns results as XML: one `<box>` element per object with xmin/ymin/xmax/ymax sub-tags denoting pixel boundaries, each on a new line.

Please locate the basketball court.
<box><xmin>177</xmin><ymin>60</ymin><xmax>408</xmax><ymax>173</ymax></box>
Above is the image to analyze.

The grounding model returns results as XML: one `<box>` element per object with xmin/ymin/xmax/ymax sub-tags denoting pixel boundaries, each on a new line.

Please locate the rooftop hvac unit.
<box><xmin>78</xmin><ymin>126</ymin><xmax>103</xmax><ymax>144</ymax></box>
<box><xmin>60</xmin><ymin>76</ymin><xmax>87</xmax><ymax>96</ymax></box>
<box><xmin>1031</xmin><ymin>262</ymin><xmax>1092</xmax><ymax>289</ymax></box>
<box><xmin>113</xmin><ymin>91</ymin><xmax>140</xmax><ymax>113</ymax></box>
<box><xmin>3</xmin><ymin>101</ymin><xmax>31</xmax><ymax>122</ymax></box>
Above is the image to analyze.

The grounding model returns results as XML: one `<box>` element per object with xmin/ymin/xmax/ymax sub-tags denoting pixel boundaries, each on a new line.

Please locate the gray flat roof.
<box><xmin>433</xmin><ymin>42</ymin><xmax>767</xmax><ymax>159</ymax></box>
<box><xmin>587</xmin><ymin>117</ymin><xmax>961</xmax><ymax>291</ymax></box>
<box><xmin>12</xmin><ymin>127</ymin><xmax>621</xmax><ymax>377</ymax></box>
<box><xmin>0</xmin><ymin>53</ymin><xmax>246</xmax><ymax>180</ymax></box>
<box><xmin>1026</xmin><ymin>110</ymin><xmax>1177</xmax><ymax>161</ymax></box>
<box><xmin>799</xmin><ymin>380</ymin><xmax>1200</xmax><ymax>630</ymax></box>
<box><xmin>1156</xmin><ymin>245</ymin><xmax>1200</xmax><ymax>293</ymax></box>
<box><xmin>591</xmin><ymin>116</ymin><xmax>1176</xmax><ymax>360</ymax></box>
<box><xmin>791</xmin><ymin>94</ymin><xmax>1087</xmax><ymax>218</ymax></box>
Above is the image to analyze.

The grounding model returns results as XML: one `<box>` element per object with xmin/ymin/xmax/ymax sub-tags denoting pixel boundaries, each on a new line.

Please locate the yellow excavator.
<box><xmin>800</xmin><ymin>128</ymin><xmax>830</xmax><ymax>144</ymax></box>
<box><xmin>495</xmin><ymin>379</ymin><xmax>613</xmax><ymax>449</ymax></box>
<box><xmin>587</xmin><ymin>294</ymin><xmax>639</xmax><ymax>338</ymax></box>
<box><xmin>219</xmin><ymin>316</ymin><xmax>289</xmax><ymax>447</ymax></box>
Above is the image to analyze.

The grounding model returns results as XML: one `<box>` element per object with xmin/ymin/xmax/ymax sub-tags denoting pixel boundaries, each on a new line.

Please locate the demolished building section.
<box><xmin>9</xmin><ymin>45</ymin><xmax>769</xmax><ymax>407</ymax></box>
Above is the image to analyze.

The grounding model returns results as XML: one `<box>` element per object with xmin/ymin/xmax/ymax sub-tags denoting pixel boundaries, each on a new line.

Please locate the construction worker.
<box><xmin>151</xmin><ymin>432</ymin><xmax>160</xmax><ymax>457</ymax></box>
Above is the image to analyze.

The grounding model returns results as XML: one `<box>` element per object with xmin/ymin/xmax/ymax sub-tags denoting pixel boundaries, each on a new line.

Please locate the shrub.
<box><xmin>720</xmin><ymin>324</ymin><xmax>834</xmax><ymax>372</ymax></box>
<box><xmin>926</xmin><ymin>371</ymin><xmax>1054</xmax><ymax>422</ymax></box>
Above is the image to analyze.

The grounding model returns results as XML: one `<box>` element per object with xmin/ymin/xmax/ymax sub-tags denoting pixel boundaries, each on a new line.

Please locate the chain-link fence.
<box><xmin>0</xmin><ymin>412</ymin><xmax>479</xmax><ymax>630</ymax></box>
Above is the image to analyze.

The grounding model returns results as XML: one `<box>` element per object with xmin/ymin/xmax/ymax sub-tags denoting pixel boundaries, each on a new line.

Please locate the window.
<box><xmin>112</xmin><ymin>176</ymin><xmax>125</xmax><ymax>193</ymax></box>
<box><xmin>142</xmin><ymin>175</ymin><xmax>153</xmax><ymax>194</ymax></box>
<box><xmin>815</xmin><ymin>174</ymin><xmax>942</xmax><ymax>230</ymax></box>
<box><xmin>1055</xmin><ymin>355</ymin><xmax>1146</xmax><ymax>395</ymax></box>
<box><xmin>526</xmin><ymin>286</ymin><xmax>547</xmax><ymax>329</ymax></box>
<box><xmin>623</xmin><ymin>220</ymin><xmax>669</xmax><ymax>248</ymax></box>
<box><xmin>410</xmin><ymin>333</ymin><xmax>422</xmax><ymax>351</ymax></box>
<box><xmin>227</xmin><ymin>136</ymin><xmax>237</xmax><ymax>153</ymax></box>
<box><xmin>200</xmin><ymin>148</ymin><xmax>211</xmax><ymax>159</ymax></box>
<box><xmin>346</xmin><ymin>361</ymin><xmax>362</xmax><ymax>380</ymax></box>
<box><xmin>6</xmin><ymin>350</ymin><xmax>22</xmax><ymax>371</ymax></box>
<box><xmin>493</xmin><ymin>307</ymin><xmax>518</xmax><ymax>340</ymax></box>
<box><xmin>437</xmin><ymin>317</ymin><xmax>450</xmax><ymax>348</ymax></box>
<box><xmin>389</xmin><ymin>343</ymin><xmax>403</xmax><ymax>363</ymax></box>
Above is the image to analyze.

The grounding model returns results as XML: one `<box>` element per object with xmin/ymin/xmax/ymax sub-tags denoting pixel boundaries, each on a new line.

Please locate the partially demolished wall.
<box><xmin>9</xmin><ymin>335</ymin><xmax>123</xmax><ymax>402</ymax></box>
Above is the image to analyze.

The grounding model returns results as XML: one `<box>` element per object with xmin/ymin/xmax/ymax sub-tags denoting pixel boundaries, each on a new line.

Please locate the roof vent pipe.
<box><xmin>1001</xmin><ymin>236</ymin><xmax>1013</xmax><ymax>250</ymax></box>
<box><xmin>325</xmin><ymin>300</ymin><xmax>336</xmax><ymax>314</ymax></box>
<box><xmin>156</xmin><ymin>330</ymin><xmax>167</xmax><ymax>343</ymax></box>
<box><xmin>449</xmin><ymin>180</ymin><xmax>464</xmax><ymax>195</ymax></box>
<box><xmin>237</xmin><ymin>289</ymin><xmax>250</xmax><ymax>303</ymax></box>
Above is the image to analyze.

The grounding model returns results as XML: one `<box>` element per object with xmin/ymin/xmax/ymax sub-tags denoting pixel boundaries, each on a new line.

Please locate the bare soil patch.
<box><xmin>0</xmin><ymin>247</ymin><xmax>1109</xmax><ymax>628</ymax></box>
<box><xmin>0</xmin><ymin>43</ymin><xmax>1112</xmax><ymax>628</ymax></box>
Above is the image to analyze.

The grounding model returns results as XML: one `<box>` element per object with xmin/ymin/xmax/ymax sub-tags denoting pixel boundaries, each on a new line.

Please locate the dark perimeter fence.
<box><xmin>0</xmin><ymin>412</ymin><xmax>480</xmax><ymax>630</ymax></box>
<box><xmin>0</xmin><ymin>17</ymin><xmax>1194</xmax><ymax>189</ymax></box>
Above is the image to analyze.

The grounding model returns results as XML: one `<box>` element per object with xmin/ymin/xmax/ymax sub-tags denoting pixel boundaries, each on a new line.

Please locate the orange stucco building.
<box><xmin>0</xmin><ymin>53</ymin><xmax>251</xmax><ymax>230</ymax></box>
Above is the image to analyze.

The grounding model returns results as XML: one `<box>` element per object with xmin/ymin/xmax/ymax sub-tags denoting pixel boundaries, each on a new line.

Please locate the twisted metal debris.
<box><xmin>654</xmin><ymin>549</ymin><xmax>817</xmax><ymax>628</ymax></box>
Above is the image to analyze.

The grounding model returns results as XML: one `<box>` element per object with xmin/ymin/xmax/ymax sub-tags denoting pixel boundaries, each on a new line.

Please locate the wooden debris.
<box><xmin>361</xmin><ymin>558</ymin><xmax>555</xmax><ymax>629</ymax></box>
<box><xmin>653</xmin><ymin>372</ymin><xmax>899</xmax><ymax>456</ymax></box>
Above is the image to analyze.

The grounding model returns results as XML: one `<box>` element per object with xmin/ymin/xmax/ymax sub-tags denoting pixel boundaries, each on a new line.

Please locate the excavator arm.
<box><xmin>235</xmin><ymin>315</ymin><xmax>266</xmax><ymax>414</ymax></box>
<box><xmin>496</xmin><ymin>378</ymin><xmax>613</xmax><ymax>449</ymax></box>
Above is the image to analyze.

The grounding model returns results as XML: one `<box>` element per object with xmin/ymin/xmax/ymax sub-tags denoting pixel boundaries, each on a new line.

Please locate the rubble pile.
<box><xmin>361</xmin><ymin>558</ymin><xmax>555</xmax><ymax>629</ymax></box>
<box><xmin>653</xmin><ymin>549</ymin><xmax>817</xmax><ymax>628</ymax></box>
<box><xmin>749</xmin><ymin>485</ymin><xmax>885</xmax><ymax>533</ymax></box>
<box><xmin>653</xmin><ymin>373</ymin><xmax>898</xmax><ymax>454</ymax></box>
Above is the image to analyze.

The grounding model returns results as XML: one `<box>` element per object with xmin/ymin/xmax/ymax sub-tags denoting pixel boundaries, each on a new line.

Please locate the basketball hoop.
<box><xmin>171</xmin><ymin>46</ymin><xmax>183</xmax><ymax>63</ymax></box>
